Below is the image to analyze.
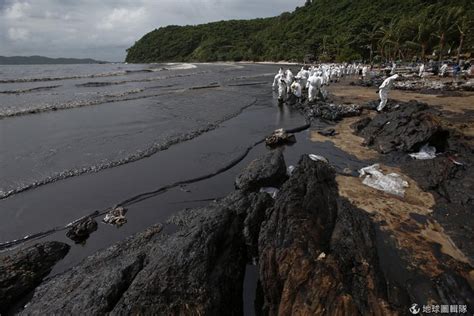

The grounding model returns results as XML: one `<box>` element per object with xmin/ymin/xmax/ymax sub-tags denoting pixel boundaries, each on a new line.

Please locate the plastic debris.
<box><xmin>409</xmin><ymin>144</ymin><xmax>436</xmax><ymax>160</ymax></box>
<box><xmin>287</xmin><ymin>165</ymin><xmax>295</xmax><ymax>176</ymax></box>
<box><xmin>309</xmin><ymin>154</ymin><xmax>329</xmax><ymax>164</ymax></box>
<box><xmin>448</xmin><ymin>156</ymin><xmax>464</xmax><ymax>166</ymax></box>
<box><xmin>359</xmin><ymin>164</ymin><xmax>409</xmax><ymax>197</ymax></box>
<box><xmin>259</xmin><ymin>187</ymin><xmax>279</xmax><ymax>199</ymax></box>
<box><xmin>265</xmin><ymin>129</ymin><xmax>296</xmax><ymax>148</ymax></box>
<box><xmin>103</xmin><ymin>207</ymin><xmax>128</xmax><ymax>227</ymax></box>
<box><xmin>317</xmin><ymin>252</ymin><xmax>327</xmax><ymax>261</ymax></box>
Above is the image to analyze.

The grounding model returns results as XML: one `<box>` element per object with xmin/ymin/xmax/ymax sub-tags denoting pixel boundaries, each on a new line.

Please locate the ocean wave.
<box><xmin>0</xmin><ymin>71</ymin><xmax>128</xmax><ymax>84</ymax></box>
<box><xmin>0</xmin><ymin>71</ymin><xmax>213</xmax><ymax>119</ymax></box>
<box><xmin>0</xmin><ymin>64</ymin><xmax>201</xmax><ymax>84</ymax></box>
<box><xmin>0</xmin><ymin>91</ymin><xmax>164</xmax><ymax>119</ymax></box>
<box><xmin>163</xmin><ymin>63</ymin><xmax>197</xmax><ymax>70</ymax></box>
<box><xmin>0</xmin><ymin>85</ymin><xmax>62</xmax><ymax>94</ymax></box>
<box><xmin>0</xmin><ymin>97</ymin><xmax>258</xmax><ymax>200</ymax></box>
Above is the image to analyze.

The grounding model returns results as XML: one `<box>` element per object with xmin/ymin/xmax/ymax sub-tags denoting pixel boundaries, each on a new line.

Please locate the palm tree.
<box><xmin>415</xmin><ymin>11</ymin><xmax>435</xmax><ymax>61</ymax></box>
<box><xmin>361</xmin><ymin>23</ymin><xmax>381</xmax><ymax>62</ymax></box>
<box><xmin>433</xmin><ymin>6</ymin><xmax>464</xmax><ymax>62</ymax></box>
<box><xmin>331</xmin><ymin>34</ymin><xmax>353</xmax><ymax>58</ymax></box>
<box><xmin>377</xmin><ymin>20</ymin><xmax>402</xmax><ymax>61</ymax></box>
<box><xmin>456</xmin><ymin>15</ymin><xmax>471</xmax><ymax>62</ymax></box>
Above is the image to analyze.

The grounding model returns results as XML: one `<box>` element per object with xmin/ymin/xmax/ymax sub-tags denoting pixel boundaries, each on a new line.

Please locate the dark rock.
<box><xmin>243</xmin><ymin>193</ymin><xmax>274</xmax><ymax>261</ymax></box>
<box><xmin>0</xmin><ymin>242</ymin><xmax>70</xmax><ymax>313</ymax></box>
<box><xmin>265</xmin><ymin>129</ymin><xmax>297</xmax><ymax>148</ymax></box>
<box><xmin>258</xmin><ymin>155</ymin><xmax>474</xmax><ymax>314</ymax></box>
<box><xmin>66</xmin><ymin>216</ymin><xmax>98</xmax><ymax>244</ymax></box>
<box><xmin>356</xmin><ymin>99</ymin><xmax>474</xmax><ymax>260</ymax></box>
<box><xmin>356</xmin><ymin>101</ymin><xmax>446</xmax><ymax>153</ymax></box>
<box><xmin>317</xmin><ymin>128</ymin><xmax>338</xmax><ymax>137</ymax></box>
<box><xmin>20</xmin><ymin>225</ymin><xmax>163</xmax><ymax>315</ymax></box>
<box><xmin>235</xmin><ymin>149</ymin><xmax>287</xmax><ymax>192</ymax></box>
<box><xmin>300</xmin><ymin>102</ymin><xmax>362</xmax><ymax>121</ymax></box>
<box><xmin>401</xmin><ymin>140</ymin><xmax>474</xmax><ymax>261</ymax></box>
<box><xmin>15</xmin><ymin>150</ymin><xmax>474</xmax><ymax>315</ymax></box>
<box><xmin>363</xmin><ymin>99</ymin><xmax>400</xmax><ymax>111</ymax></box>
<box><xmin>21</xmin><ymin>191</ymin><xmax>268</xmax><ymax>315</ymax></box>
<box><xmin>258</xmin><ymin>156</ymin><xmax>397</xmax><ymax>315</ymax></box>
<box><xmin>351</xmin><ymin>117</ymin><xmax>372</xmax><ymax>132</ymax></box>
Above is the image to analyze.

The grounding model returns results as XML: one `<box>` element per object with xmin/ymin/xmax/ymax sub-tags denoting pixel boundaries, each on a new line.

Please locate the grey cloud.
<box><xmin>0</xmin><ymin>0</ymin><xmax>304</xmax><ymax>61</ymax></box>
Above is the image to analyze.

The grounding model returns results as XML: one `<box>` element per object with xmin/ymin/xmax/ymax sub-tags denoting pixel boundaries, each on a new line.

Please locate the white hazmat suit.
<box><xmin>272</xmin><ymin>68</ymin><xmax>284</xmax><ymax>90</ymax></box>
<box><xmin>291</xmin><ymin>81</ymin><xmax>302</xmax><ymax>99</ymax></box>
<box><xmin>377</xmin><ymin>74</ymin><xmax>399</xmax><ymax>112</ymax></box>
<box><xmin>277</xmin><ymin>79</ymin><xmax>287</xmax><ymax>101</ymax></box>
<box><xmin>307</xmin><ymin>75</ymin><xmax>322</xmax><ymax>102</ymax></box>
<box><xmin>362</xmin><ymin>66</ymin><xmax>369</xmax><ymax>79</ymax></box>
<box><xmin>285</xmin><ymin>69</ymin><xmax>294</xmax><ymax>92</ymax></box>
<box><xmin>440</xmin><ymin>64</ymin><xmax>448</xmax><ymax>77</ymax></box>
<box><xmin>390</xmin><ymin>62</ymin><xmax>397</xmax><ymax>75</ymax></box>
<box><xmin>419</xmin><ymin>64</ymin><xmax>425</xmax><ymax>78</ymax></box>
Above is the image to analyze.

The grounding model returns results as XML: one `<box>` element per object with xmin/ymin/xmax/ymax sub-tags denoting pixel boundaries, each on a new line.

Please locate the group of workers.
<box><xmin>272</xmin><ymin>62</ymin><xmax>399</xmax><ymax>112</ymax></box>
<box><xmin>272</xmin><ymin>59</ymin><xmax>472</xmax><ymax>113</ymax></box>
<box><xmin>272</xmin><ymin>64</ymin><xmax>363</xmax><ymax>103</ymax></box>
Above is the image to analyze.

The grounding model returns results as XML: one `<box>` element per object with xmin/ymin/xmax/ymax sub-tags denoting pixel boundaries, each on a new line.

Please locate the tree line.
<box><xmin>125</xmin><ymin>0</ymin><xmax>473</xmax><ymax>63</ymax></box>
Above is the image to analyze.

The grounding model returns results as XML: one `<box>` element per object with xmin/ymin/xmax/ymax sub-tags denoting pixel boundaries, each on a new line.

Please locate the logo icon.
<box><xmin>409</xmin><ymin>303</ymin><xmax>421</xmax><ymax>315</ymax></box>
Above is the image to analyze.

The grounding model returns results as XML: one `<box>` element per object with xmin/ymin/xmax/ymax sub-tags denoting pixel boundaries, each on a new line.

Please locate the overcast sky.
<box><xmin>0</xmin><ymin>0</ymin><xmax>304</xmax><ymax>61</ymax></box>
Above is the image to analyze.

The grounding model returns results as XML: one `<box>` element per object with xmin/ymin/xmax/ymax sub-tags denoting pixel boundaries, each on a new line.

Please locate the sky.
<box><xmin>0</xmin><ymin>0</ymin><xmax>304</xmax><ymax>61</ymax></box>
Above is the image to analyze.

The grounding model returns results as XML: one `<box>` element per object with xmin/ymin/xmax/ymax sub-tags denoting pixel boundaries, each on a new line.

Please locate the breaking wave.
<box><xmin>0</xmin><ymin>85</ymin><xmax>62</xmax><ymax>94</ymax></box>
<box><xmin>0</xmin><ymin>64</ymin><xmax>199</xmax><ymax>84</ymax></box>
<box><xmin>0</xmin><ymin>97</ymin><xmax>258</xmax><ymax>200</ymax></box>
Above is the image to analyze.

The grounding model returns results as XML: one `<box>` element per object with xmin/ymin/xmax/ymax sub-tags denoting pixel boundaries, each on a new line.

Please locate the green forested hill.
<box><xmin>125</xmin><ymin>0</ymin><xmax>473</xmax><ymax>63</ymax></box>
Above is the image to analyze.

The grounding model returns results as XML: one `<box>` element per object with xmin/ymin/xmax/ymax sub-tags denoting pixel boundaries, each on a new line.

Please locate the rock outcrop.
<box><xmin>66</xmin><ymin>216</ymin><xmax>98</xmax><ymax>244</ymax></box>
<box><xmin>355</xmin><ymin>101</ymin><xmax>446</xmax><ymax>153</ymax></box>
<box><xmin>0</xmin><ymin>242</ymin><xmax>70</xmax><ymax>313</ymax></box>
<box><xmin>21</xmin><ymin>192</ymin><xmax>272</xmax><ymax>315</ymax></box>
<box><xmin>20</xmin><ymin>151</ymin><xmax>283</xmax><ymax>315</ymax></box>
<box><xmin>235</xmin><ymin>149</ymin><xmax>287</xmax><ymax>191</ymax></box>
<box><xmin>9</xmin><ymin>150</ymin><xmax>474</xmax><ymax>315</ymax></box>
<box><xmin>258</xmin><ymin>156</ymin><xmax>397</xmax><ymax>315</ymax></box>
<box><xmin>298</xmin><ymin>102</ymin><xmax>362</xmax><ymax>122</ymax></box>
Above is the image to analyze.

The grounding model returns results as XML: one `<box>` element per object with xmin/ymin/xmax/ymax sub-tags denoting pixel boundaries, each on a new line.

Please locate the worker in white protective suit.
<box><xmin>290</xmin><ymin>79</ymin><xmax>302</xmax><ymax>100</ymax></box>
<box><xmin>306</xmin><ymin>74</ymin><xmax>322</xmax><ymax>102</ymax></box>
<box><xmin>296</xmin><ymin>67</ymin><xmax>309</xmax><ymax>89</ymax></box>
<box><xmin>277</xmin><ymin>78</ymin><xmax>287</xmax><ymax>102</ymax></box>
<box><xmin>285</xmin><ymin>69</ymin><xmax>294</xmax><ymax>92</ymax></box>
<box><xmin>272</xmin><ymin>68</ymin><xmax>284</xmax><ymax>90</ymax></box>
<box><xmin>390</xmin><ymin>62</ymin><xmax>397</xmax><ymax>75</ymax></box>
<box><xmin>439</xmin><ymin>63</ymin><xmax>448</xmax><ymax>77</ymax></box>
<box><xmin>362</xmin><ymin>65</ymin><xmax>369</xmax><ymax>79</ymax></box>
<box><xmin>322</xmin><ymin>69</ymin><xmax>329</xmax><ymax>86</ymax></box>
<box><xmin>377</xmin><ymin>74</ymin><xmax>399</xmax><ymax>112</ymax></box>
<box><xmin>419</xmin><ymin>63</ymin><xmax>425</xmax><ymax>78</ymax></box>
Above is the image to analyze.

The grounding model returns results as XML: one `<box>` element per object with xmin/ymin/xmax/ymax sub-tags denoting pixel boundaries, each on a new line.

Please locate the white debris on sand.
<box><xmin>309</xmin><ymin>154</ymin><xmax>329</xmax><ymax>164</ymax></box>
<box><xmin>409</xmin><ymin>144</ymin><xmax>437</xmax><ymax>160</ymax></box>
<box><xmin>359</xmin><ymin>164</ymin><xmax>409</xmax><ymax>197</ymax></box>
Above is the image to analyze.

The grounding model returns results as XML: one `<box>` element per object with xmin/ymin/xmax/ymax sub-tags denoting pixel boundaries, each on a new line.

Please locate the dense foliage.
<box><xmin>125</xmin><ymin>0</ymin><xmax>473</xmax><ymax>63</ymax></box>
